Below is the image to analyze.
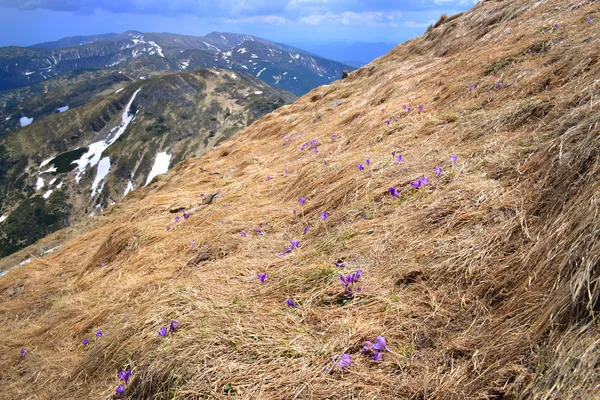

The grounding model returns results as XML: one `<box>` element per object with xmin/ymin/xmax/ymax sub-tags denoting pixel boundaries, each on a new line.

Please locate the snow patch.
<box><xmin>231</xmin><ymin>73</ymin><xmax>237</xmax><ymax>79</ymax></box>
<box><xmin>58</xmin><ymin>105</ymin><xmax>69</xmax><ymax>113</ymax></box>
<box><xmin>203</xmin><ymin>41</ymin><xmax>220</xmax><ymax>52</ymax></box>
<box><xmin>20</xmin><ymin>117</ymin><xmax>33</xmax><ymax>127</ymax></box>
<box><xmin>256</xmin><ymin>68</ymin><xmax>267</xmax><ymax>77</ymax></box>
<box><xmin>237</xmin><ymin>48</ymin><xmax>247</xmax><ymax>54</ymax></box>
<box><xmin>124</xmin><ymin>180</ymin><xmax>134</xmax><ymax>197</ymax></box>
<box><xmin>56</xmin><ymin>182</ymin><xmax>64</xmax><ymax>189</ymax></box>
<box><xmin>145</xmin><ymin>152</ymin><xmax>171</xmax><ymax>186</ymax></box>
<box><xmin>148</xmin><ymin>41</ymin><xmax>164</xmax><ymax>57</ymax></box>
<box><xmin>251</xmin><ymin>54</ymin><xmax>259</xmax><ymax>59</ymax></box>
<box><xmin>49</xmin><ymin>178</ymin><xmax>57</xmax><ymax>185</ymax></box>
<box><xmin>254</xmin><ymin>91</ymin><xmax>263</xmax><ymax>95</ymax></box>
<box><xmin>91</xmin><ymin>156</ymin><xmax>111</xmax><ymax>197</ymax></box>
<box><xmin>72</xmin><ymin>89</ymin><xmax>141</xmax><ymax>183</ymax></box>
<box><xmin>40</xmin><ymin>157</ymin><xmax>53</xmax><ymax>169</ymax></box>
<box><xmin>36</xmin><ymin>177</ymin><xmax>44</xmax><ymax>190</ymax></box>
<box><xmin>40</xmin><ymin>166</ymin><xmax>57</xmax><ymax>174</ymax></box>
<box><xmin>43</xmin><ymin>189</ymin><xmax>53</xmax><ymax>199</ymax></box>
<box><xmin>0</xmin><ymin>215</ymin><xmax>7</xmax><ymax>223</ymax></box>
<box><xmin>4</xmin><ymin>117</ymin><xmax>9</xmax><ymax>121</ymax></box>
<box><xmin>115</xmin><ymin>88</ymin><xmax>124</xmax><ymax>93</ymax></box>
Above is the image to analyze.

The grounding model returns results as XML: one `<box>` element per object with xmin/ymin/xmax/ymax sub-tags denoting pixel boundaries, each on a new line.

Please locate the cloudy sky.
<box><xmin>0</xmin><ymin>0</ymin><xmax>478</xmax><ymax>47</ymax></box>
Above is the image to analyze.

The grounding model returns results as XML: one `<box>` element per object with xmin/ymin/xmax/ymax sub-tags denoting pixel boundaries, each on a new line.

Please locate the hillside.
<box><xmin>0</xmin><ymin>69</ymin><xmax>295</xmax><ymax>258</ymax></box>
<box><xmin>0</xmin><ymin>31</ymin><xmax>351</xmax><ymax>96</ymax></box>
<box><xmin>2</xmin><ymin>0</ymin><xmax>600</xmax><ymax>399</ymax></box>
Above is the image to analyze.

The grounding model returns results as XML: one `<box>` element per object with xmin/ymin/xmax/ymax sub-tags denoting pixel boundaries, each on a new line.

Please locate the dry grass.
<box><xmin>2</xmin><ymin>0</ymin><xmax>600</xmax><ymax>399</ymax></box>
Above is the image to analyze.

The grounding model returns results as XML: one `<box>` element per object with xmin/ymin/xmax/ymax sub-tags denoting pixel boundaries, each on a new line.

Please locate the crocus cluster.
<box><xmin>363</xmin><ymin>336</ymin><xmax>387</xmax><ymax>361</ymax></box>
<box><xmin>340</xmin><ymin>269</ymin><xmax>363</xmax><ymax>296</ymax></box>
<box><xmin>115</xmin><ymin>368</ymin><xmax>131</xmax><ymax>396</ymax></box>
<box><xmin>157</xmin><ymin>320</ymin><xmax>179</xmax><ymax>337</ymax></box>
<box><xmin>278</xmin><ymin>240</ymin><xmax>301</xmax><ymax>256</ymax></box>
<box><xmin>388</xmin><ymin>187</ymin><xmax>399</xmax><ymax>198</ymax></box>
<box><xmin>410</xmin><ymin>176</ymin><xmax>430</xmax><ymax>189</ymax></box>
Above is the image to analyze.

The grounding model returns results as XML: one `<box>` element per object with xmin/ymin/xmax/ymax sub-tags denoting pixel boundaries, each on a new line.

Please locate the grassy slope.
<box><xmin>1</xmin><ymin>0</ymin><xmax>600</xmax><ymax>398</ymax></box>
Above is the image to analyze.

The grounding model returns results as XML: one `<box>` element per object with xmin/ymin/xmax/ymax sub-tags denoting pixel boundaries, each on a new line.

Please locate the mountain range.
<box><xmin>0</xmin><ymin>31</ymin><xmax>352</xmax><ymax>96</ymax></box>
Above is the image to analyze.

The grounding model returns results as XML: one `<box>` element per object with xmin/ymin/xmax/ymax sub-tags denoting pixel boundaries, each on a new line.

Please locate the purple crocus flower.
<box><xmin>588</xmin><ymin>16</ymin><xmax>593</xmax><ymax>23</ymax></box>
<box><xmin>450</xmin><ymin>155</ymin><xmax>458</xmax><ymax>164</ymax></box>
<box><xmin>320</xmin><ymin>212</ymin><xmax>328</xmax><ymax>221</ymax></box>
<box><xmin>116</xmin><ymin>384</ymin><xmax>125</xmax><ymax>396</ymax></box>
<box><xmin>356</xmin><ymin>163</ymin><xmax>364</xmax><ymax>171</ymax></box>
<box><xmin>371</xmin><ymin>351</ymin><xmax>383</xmax><ymax>361</ymax></box>
<box><xmin>373</xmin><ymin>336</ymin><xmax>386</xmax><ymax>351</ymax></box>
<box><xmin>286</xmin><ymin>297</ymin><xmax>298</xmax><ymax>307</ymax></box>
<box><xmin>381</xmin><ymin>108</ymin><xmax>385</xmax><ymax>113</ymax></box>
<box><xmin>395</xmin><ymin>155</ymin><xmax>404</xmax><ymax>163</ymax></box>
<box><xmin>299</xmin><ymin>197</ymin><xmax>306</xmax><ymax>205</ymax></box>
<box><xmin>407</xmin><ymin>107</ymin><xmax>411</xmax><ymax>112</ymax></box>
<box><xmin>323</xmin><ymin>160</ymin><xmax>327</xmax><ymax>165</ymax></box>
<box><xmin>418</xmin><ymin>105</ymin><xmax>423</xmax><ymax>112</ymax></box>
<box><xmin>254</xmin><ymin>228</ymin><xmax>264</xmax><ymax>236</ymax></box>
<box><xmin>95</xmin><ymin>330</ymin><xmax>103</xmax><ymax>337</ymax></box>
<box><xmin>82</xmin><ymin>339</ymin><xmax>89</xmax><ymax>345</ymax></box>
<box><xmin>266</xmin><ymin>176</ymin><xmax>271</xmax><ymax>181</ymax></box>
<box><xmin>58</xmin><ymin>273</ymin><xmax>63</xmax><ymax>277</ymax></box>
<box><xmin>167</xmin><ymin>226</ymin><xmax>171</xmax><ymax>231</ymax></box>
<box><xmin>411</xmin><ymin>177</ymin><xmax>430</xmax><ymax>189</ymax></box>
<box><xmin>553</xmin><ymin>23</ymin><xmax>559</xmax><ymax>29</ymax></box>
<box><xmin>332</xmin><ymin>134</ymin><xmax>337</xmax><ymax>139</ymax></box>
<box><xmin>257</xmin><ymin>273</ymin><xmax>267</xmax><ymax>283</ymax></box>
<box><xmin>118</xmin><ymin>369</ymin><xmax>131</xmax><ymax>383</ymax></box>
<box><xmin>191</xmin><ymin>240</ymin><xmax>197</xmax><ymax>247</ymax></box>
<box><xmin>303</xmin><ymin>226</ymin><xmax>310</xmax><ymax>235</ymax></box>
<box><xmin>175</xmin><ymin>216</ymin><xmax>180</xmax><ymax>222</ymax></box>
<box><xmin>365</xmin><ymin>159</ymin><xmax>371</xmax><ymax>166</ymax></box>
<box><xmin>240</xmin><ymin>230</ymin><xmax>247</xmax><ymax>237</ymax></box>
<box><xmin>21</xmin><ymin>349</ymin><xmax>28</xmax><ymax>357</ymax></box>
<box><xmin>435</xmin><ymin>167</ymin><xmax>442</xmax><ymax>177</ymax></box>
<box><xmin>183</xmin><ymin>213</ymin><xmax>190</xmax><ymax>220</ymax></box>
<box><xmin>402</xmin><ymin>105</ymin><xmax>407</xmax><ymax>110</ymax></box>
<box><xmin>386</xmin><ymin>119</ymin><xmax>390</xmax><ymax>125</ymax></box>
<box><xmin>285</xmin><ymin>169</ymin><xmax>289</xmax><ymax>174</ymax></box>
<box><xmin>337</xmin><ymin>353</ymin><xmax>352</xmax><ymax>370</ymax></box>
<box><xmin>497</xmin><ymin>81</ymin><xmax>503</xmax><ymax>88</ymax></box>
<box><xmin>170</xmin><ymin>320</ymin><xmax>179</xmax><ymax>332</ymax></box>
<box><xmin>333</xmin><ymin>261</ymin><xmax>345</xmax><ymax>268</ymax></box>
<box><xmin>292</xmin><ymin>209</ymin><xmax>297</xmax><ymax>216</ymax></box>
<box><xmin>470</xmin><ymin>85</ymin><xmax>475</xmax><ymax>91</ymax></box>
<box><xmin>290</xmin><ymin>240</ymin><xmax>300</xmax><ymax>249</ymax></box>
<box><xmin>157</xmin><ymin>327</ymin><xmax>168</xmax><ymax>337</ymax></box>
<box><xmin>391</xmin><ymin>151</ymin><xmax>396</xmax><ymax>156</ymax></box>
<box><xmin>388</xmin><ymin>187</ymin><xmax>399</xmax><ymax>198</ymax></box>
<box><xmin>313</xmin><ymin>147</ymin><xmax>319</xmax><ymax>154</ymax></box>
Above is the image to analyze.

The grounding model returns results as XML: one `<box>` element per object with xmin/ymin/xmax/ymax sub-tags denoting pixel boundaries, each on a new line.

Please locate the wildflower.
<box><xmin>365</xmin><ymin>159</ymin><xmax>371</xmax><ymax>166</ymax></box>
<box><xmin>333</xmin><ymin>261</ymin><xmax>345</xmax><ymax>268</ymax></box>
<box><xmin>332</xmin><ymin>353</ymin><xmax>352</xmax><ymax>372</ymax></box>
<box><xmin>363</xmin><ymin>336</ymin><xmax>387</xmax><ymax>361</ymax></box>
<box><xmin>388</xmin><ymin>187</ymin><xmax>399</xmax><ymax>198</ymax></box>
<box><xmin>170</xmin><ymin>320</ymin><xmax>179</xmax><ymax>332</ymax></box>
<box><xmin>157</xmin><ymin>327</ymin><xmax>168</xmax><ymax>337</ymax></box>
<box><xmin>497</xmin><ymin>81</ymin><xmax>503</xmax><ymax>88</ymax></box>
<box><xmin>332</xmin><ymin>134</ymin><xmax>337</xmax><ymax>139</ymax></box>
<box><xmin>313</xmin><ymin>147</ymin><xmax>319</xmax><ymax>154</ymax></box>
<box><xmin>21</xmin><ymin>349</ymin><xmax>27</xmax><ymax>357</ymax></box>
<box><xmin>257</xmin><ymin>273</ymin><xmax>267</xmax><ymax>283</ymax></box>
<box><xmin>407</xmin><ymin>107</ymin><xmax>411</xmax><ymax>112</ymax></box>
<box><xmin>82</xmin><ymin>339</ymin><xmax>89</xmax><ymax>345</ymax></box>
<box><xmin>450</xmin><ymin>155</ymin><xmax>458</xmax><ymax>164</ymax></box>
<box><xmin>320</xmin><ymin>212</ymin><xmax>328</xmax><ymax>221</ymax></box>
<box><xmin>175</xmin><ymin>216</ymin><xmax>180</xmax><ymax>222</ymax></box>
<box><xmin>386</xmin><ymin>119</ymin><xmax>390</xmax><ymax>125</ymax></box>
<box><xmin>254</xmin><ymin>228</ymin><xmax>264</xmax><ymax>236</ymax></box>
<box><xmin>116</xmin><ymin>384</ymin><xmax>125</xmax><ymax>396</ymax></box>
<box><xmin>411</xmin><ymin>177</ymin><xmax>430</xmax><ymax>189</ymax></box>
<box><xmin>587</xmin><ymin>16</ymin><xmax>593</xmax><ymax>23</ymax></box>
<box><xmin>96</xmin><ymin>330</ymin><xmax>103</xmax><ymax>337</ymax></box>
<box><xmin>286</xmin><ymin>297</ymin><xmax>298</xmax><ymax>307</ymax></box>
<box><xmin>391</xmin><ymin>151</ymin><xmax>396</xmax><ymax>156</ymax></box>
<box><xmin>418</xmin><ymin>105</ymin><xmax>423</xmax><ymax>112</ymax></box>
<box><xmin>266</xmin><ymin>176</ymin><xmax>271</xmax><ymax>181</ymax></box>
<box><xmin>167</xmin><ymin>226</ymin><xmax>171</xmax><ymax>231</ymax></box>
<box><xmin>323</xmin><ymin>161</ymin><xmax>327</xmax><ymax>165</ymax></box>
<box><xmin>553</xmin><ymin>23</ymin><xmax>559</xmax><ymax>29</ymax></box>
<box><xmin>191</xmin><ymin>240</ymin><xmax>197</xmax><ymax>247</ymax></box>
<box><xmin>356</xmin><ymin>163</ymin><xmax>364</xmax><ymax>171</ymax></box>
<box><xmin>183</xmin><ymin>213</ymin><xmax>190</xmax><ymax>220</ymax></box>
<box><xmin>303</xmin><ymin>226</ymin><xmax>310</xmax><ymax>235</ymax></box>
<box><xmin>290</xmin><ymin>240</ymin><xmax>300</xmax><ymax>249</ymax></box>
<box><xmin>58</xmin><ymin>273</ymin><xmax>63</xmax><ymax>277</ymax></box>
<box><xmin>402</xmin><ymin>105</ymin><xmax>407</xmax><ymax>110</ymax></box>
<box><xmin>470</xmin><ymin>85</ymin><xmax>475</xmax><ymax>91</ymax></box>
<box><xmin>240</xmin><ymin>230</ymin><xmax>247</xmax><ymax>237</ymax></box>
<box><xmin>435</xmin><ymin>167</ymin><xmax>442</xmax><ymax>177</ymax></box>
<box><xmin>381</xmin><ymin>108</ymin><xmax>385</xmax><ymax>113</ymax></box>
<box><xmin>395</xmin><ymin>154</ymin><xmax>404</xmax><ymax>163</ymax></box>
<box><xmin>285</xmin><ymin>169</ymin><xmax>289</xmax><ymax>174</ymax></box>
<box><xmin>118</xmin><ymin>369</ymin><xmax>131</xmax><ymax>384</ymax></box>
<box><xmin>299</xmin><ymin>197</ymin><xmax>306</xmax><ymax>205</ymax></box>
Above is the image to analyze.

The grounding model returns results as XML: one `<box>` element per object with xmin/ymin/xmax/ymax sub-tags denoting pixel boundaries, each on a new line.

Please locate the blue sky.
<box><xmin>0</xmin><ymin>0</ymin><xmax>478</xmax><ymax>47</ymax></box>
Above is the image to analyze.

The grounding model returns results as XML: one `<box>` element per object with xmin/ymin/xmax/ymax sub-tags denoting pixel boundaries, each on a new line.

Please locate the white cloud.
<box><xmin>403</xmin><ymin>19</ymin><xmax>436</xmax><ymax>28</ymax></box>
<box><xmin>299</xmin><ymin>11</ymin><xmax>403</xmax><ymax>27</ymax></box>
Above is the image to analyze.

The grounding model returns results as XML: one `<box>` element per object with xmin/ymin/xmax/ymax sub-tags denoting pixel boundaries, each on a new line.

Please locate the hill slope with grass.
<box><xmin>2</xmin><ymin>0</ymin><xmax>600</xmax><ymax>398</ymax></box>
